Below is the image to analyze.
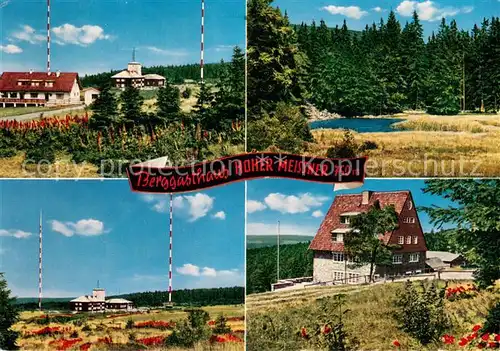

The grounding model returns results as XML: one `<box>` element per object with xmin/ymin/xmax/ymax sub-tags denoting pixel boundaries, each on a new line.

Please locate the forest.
<box><xmin>80</xmin><ymin>62</ymin><xmax>227</xmax><ymax>87</ymax></box>
<box><xmin>246</xmin><ymin>242</ymin><xmax>313</xmax><ymax>294</ymax></box>
<box><xmin>15</xmin><ymin>286</ymin><xmax>245</xmax><ymax>311</ymax></box>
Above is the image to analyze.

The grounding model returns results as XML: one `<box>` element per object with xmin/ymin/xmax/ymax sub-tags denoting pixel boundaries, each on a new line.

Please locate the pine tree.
<box><xmin>90</xmin><ymin>84</ymin><xmax>119</xmax><ymax>129</ymax></box>
<box><xmin>120</xmin><ymin>86</ymin><xmax>144</xmax><ymax>126</ymax></box>
<box><xmin>0</xmin><ymin>273</ymin><xmax>19</xmax><ymax>350</ymax></box>
<box><xmin>156</xmin><ymin>82</ymin><xmax>181</xmax><ymax>124</ymax></box>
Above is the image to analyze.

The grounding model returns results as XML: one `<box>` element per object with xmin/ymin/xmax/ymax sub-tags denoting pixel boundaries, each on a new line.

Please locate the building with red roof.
<box><xmin>0</xmin><ymin>71</ymin><xmax>81</xmax><ymax>107</ymax></box>
<box><xmin>309</xmin><ymin>190</ymin><xmax>427</xmax><ymax>283</ymax></box>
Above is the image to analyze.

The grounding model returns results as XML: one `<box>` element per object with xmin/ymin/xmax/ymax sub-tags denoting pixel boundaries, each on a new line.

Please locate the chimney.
<box><xmin>56</xmin><ymin>70</ymin><xmax>60</xmax><ymax>78</ymax></box>
<box><xmin>361</xmin><ymin>191</ymin><xmax>372</xmax><ymax>205</ymax></box>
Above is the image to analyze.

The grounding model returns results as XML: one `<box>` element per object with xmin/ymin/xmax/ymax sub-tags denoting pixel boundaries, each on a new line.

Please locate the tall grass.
<box><xmin>246</xmin><ymin>281</ymin><xmax>500</xmax><ymax>351</ymax></box>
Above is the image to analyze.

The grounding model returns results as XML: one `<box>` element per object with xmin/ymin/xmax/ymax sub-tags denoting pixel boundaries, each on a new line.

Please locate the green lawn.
<box><xmin>0</xmin><ymin>106</ymin><xmax>57</xmax><ymax>118</ymax></box>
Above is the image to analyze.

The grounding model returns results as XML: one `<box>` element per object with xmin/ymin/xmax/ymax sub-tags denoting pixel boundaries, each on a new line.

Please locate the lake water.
<box><xmin>309</xmin><ymin>118</ymin><xmax>404</xmax><ymax>133</ymax></box>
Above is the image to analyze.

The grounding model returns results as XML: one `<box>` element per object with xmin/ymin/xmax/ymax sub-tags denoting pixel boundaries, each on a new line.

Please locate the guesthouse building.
<box><xmin>309</xmin><ymin>190</ymin><xmax>428</xmax><ymax>284</ymax></box>
<box><xmin>0</xmin><ymin>71</ymin><xmax>81</xmax><ymax>107</ymax></box>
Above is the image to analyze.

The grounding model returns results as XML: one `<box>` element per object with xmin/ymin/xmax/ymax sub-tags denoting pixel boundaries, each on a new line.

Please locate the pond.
<box><xmin>309</xmin><ymin>118</ymin><xmax>404</xmax><ymax>133</ymax></box>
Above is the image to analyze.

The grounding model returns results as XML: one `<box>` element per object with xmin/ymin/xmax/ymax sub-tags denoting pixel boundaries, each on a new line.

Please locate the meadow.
<box><xmin>13</xmin><ymin>305</ymin><xmax>245</xmax><ymax>351</ymax></box>
<box><xmin>246</xmin><ymin>280</ymin><xmax>500</xmax><ymax>351</ymax></box>
<box><xmin>311</xmin><ymin>113</ymin><xmax>500</xmax><ymax>177</ymax></box>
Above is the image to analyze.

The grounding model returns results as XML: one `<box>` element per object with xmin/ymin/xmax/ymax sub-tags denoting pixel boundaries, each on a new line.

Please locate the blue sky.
<box><xmin>0</xmin><ymin>0</ymin><xmax>245</xmax><ymax>74</ymax></box>
<box><xmin>0</xmin><ymin>180</ymin><xmax>244</xmax><ymax>298</ymax></box>
<box><xmin>274</xmin><ymin>0</ymin><xmax>500</xmax><ymax>37</ymax></box>
<box><xmin>247</xmin><ymin>178</ymin><xmax>457</xmax><ymax>238</ymax></box>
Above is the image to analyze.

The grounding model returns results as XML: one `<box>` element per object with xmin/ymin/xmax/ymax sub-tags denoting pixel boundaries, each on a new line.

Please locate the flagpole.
<box><xmin>168</xmin><ymin>194</ymin><xmax>173</xmax><ymax>304</ymax></box>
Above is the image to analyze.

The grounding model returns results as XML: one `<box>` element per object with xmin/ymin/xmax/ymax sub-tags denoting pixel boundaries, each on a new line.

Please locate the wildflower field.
<box><xmin>13</xmin><ymin>305</ymin><xmax>245</xmax><ymax>350</ymax></box>
<box><xmin>246</xmin><ymin>280</ymin><xmax>500</xmax><ymax>351</ymax></box>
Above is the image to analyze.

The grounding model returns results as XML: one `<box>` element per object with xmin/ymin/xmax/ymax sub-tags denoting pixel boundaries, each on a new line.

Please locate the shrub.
<box><xmin>326</xmin><ymin>130</ymin><xmax>358</xmax><ymax>158</ymax></box>
<box><xmin>482</xmin><ymin>301</ymin><xmax>500</xmax><ymax>334</ymax></box>
<box><xmin>213</xmin><ymin>315</ymin><xmax>232</xmax><ymax>334</ymax></box>
<box><xmin>182</xmin><ymin>87</ymin><xmax>192</xmax><ymax>99</ymax></box>
<box><xmin>394</xmin><ymin>280</ymin><xmax>450</xmax><ymax>345</ymax></box>
<box><xmin>359</xmin><ymin>140</ymin><xmax>378</xmax><ymax>151</ymax></box>
<box><xmin>81</xmin><ymin>324</ymin><xmax>91</xmax><ymax>332</ymax></box>
<box><xmin>164</xmin><ymin>309</ymin><xmax>211</xmax><ymax>348</ymax></box>
<box><xmin>126</xmin><ymin>319</ymin><xmax>134</xmax><ymax>329</ymax></box>
<box><xmin>70</xmin><ymin>331</ymin><xmax>79</xmax><ymax>338</ymax></box>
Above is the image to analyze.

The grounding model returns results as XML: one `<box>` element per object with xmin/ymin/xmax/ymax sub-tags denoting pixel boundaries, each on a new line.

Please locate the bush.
<box><xmin>394</xmin><ymin>280</ymin><xmax>450</xmax><ymax>345</ymax></box>
<box><xmin>164</xmin><ymin>309</ymin><xmax>211</xmax><ymax>348</ymax></box>
<box><xmin>326</xmin><ymin>130</ymin><xmax>358</xmax><ymax>158</ymax></box>
<box><xmin>182</xmin><ymin>87</ymin><xmax>192</xmax><ymax>99</ymax></box>
<box><xmin>213</xmin><ymin>315</ymin><xmax>231</xmax><ymax>334</ymax></box>
<box><xmin>359</xmin><ymin>140</ymin><xmax>378</xmax><ymax>151</ymax></box>
<box><xmin>81</xmin><ymin>324</ymin><xmax>91</xmax><ymax>332</ymax></box>
<box><xmin>482</xmin><ymin>301</ymin><xmax>500</xmax><ymax>334</ymax></box>
<box><xmin>70</xmin><ymin>331</ymin><xmax>79</xmax><ymax>338</ymax></box>
<box><xmin>126</xmin><ymin>319</ymin><xmax>134</xmax><ymax>329</ymax></box>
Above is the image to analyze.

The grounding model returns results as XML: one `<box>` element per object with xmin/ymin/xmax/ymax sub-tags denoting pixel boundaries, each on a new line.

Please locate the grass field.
<box><xmin>0</xmin><ymin>106</ymin><xmax>60</xmax><ymax>118</ymax></box>
<box><xmin>246</xmin><ymin>280</ymin><xmax>500</xmax><ymax>351</ymax></box>
<box><xmin>13</xmin><ymin>305</ymin><xmax>244</xmax><ymax>350</ymax></box>
<box><xmin>311</xmin><ymin>113</ymin><xmax>500</xmax><ymax>177</ymax></box>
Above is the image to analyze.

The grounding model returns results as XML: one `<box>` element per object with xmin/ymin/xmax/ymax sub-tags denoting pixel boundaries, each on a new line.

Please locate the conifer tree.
<box><xmin>90</xmin><ymin>84</ymin><xmax>119</xmax><ymax>129</ymax></box>
<box><xmin>156</xmin><ymin>82</ymin><xmax>181</xmax><ymax>124</ymax></box>
<box><xmin>0</xmin><ymin>273</ymin><xmax>19</xmax><ymax>350</ymax></box>
<box><xmin>120</xmin><ymin>86</ymin><xmax>144</xmax><ymax>126</ymax></box>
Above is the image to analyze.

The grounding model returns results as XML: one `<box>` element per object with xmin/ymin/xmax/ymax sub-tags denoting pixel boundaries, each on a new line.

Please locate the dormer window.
<box><xmin>403</xmin><ymin>217</ymin><xmax>416</xmax><ymax>224</ymax></box>
<box><xmin>408</xmin><ymin>200</ymin><xmax>413</xmax><ymax>210</ymax></box>
<box><xmin>340</xmin><ymin>216</ymin><xmax>350</xmax><ymax>225</ymax></box>
<box><xmin>332</xmin><ymin>233</ymin><xmax>344</xmax><ymax>242</ymax></box>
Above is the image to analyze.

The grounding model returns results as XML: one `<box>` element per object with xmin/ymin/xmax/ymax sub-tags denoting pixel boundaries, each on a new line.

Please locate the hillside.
<box><xmin>247</xmin><ymin>242</ymin><xmax>313</xmax><ymax>294</ymax></box>
<box><xmin>16</xmin><ymin>286</ymin><xmax>244</xmax><ymax>311</ymax></box>
<box><xmin>246</xmin><ymin>280</ymin><xmax>500</xmax><ymax>350</ymax></box>
<box><xmin>247</xmin><ymin>235</ymin><xmax>313</xmax><ymax>249</ymax></box>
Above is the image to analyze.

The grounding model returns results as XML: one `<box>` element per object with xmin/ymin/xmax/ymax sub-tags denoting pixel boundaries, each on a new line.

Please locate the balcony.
<box><xmin>0</xmin><ymin>98</ymin><xmax>46</xmax><ymax>104</ymax></box>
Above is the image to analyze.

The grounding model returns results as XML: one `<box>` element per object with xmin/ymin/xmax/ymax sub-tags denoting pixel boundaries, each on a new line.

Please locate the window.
<box><xmin>413</xmin><ymin>236</ymin><xmax>418</xmax><ymax>244</ymax></box>
<box><xmin>406</xmin><ymin>236</ymin><xmax>411</xmax><ymax>244</ymax></box>
<box><xmin>393</xmin><ymin>254</ymin><xmax>403</xmax><ymax>264</ymax></box>
<box><xmin>409</xmin><ymin>253</ymin><xmax>420</xmax><ymax>263</ymax></box>
<box><xmin>332</xmin><ymin>252</ymin><xmax>344</xmax><ymax>262</ymax></box>
<box><xmin>30</xmin><ymin>93</ymin><xmax>38</xmax><ymax>98</ymax></box>
<box><xmin>340</xmin><ymin>216</ymin><xmax>350</xmax><ymax>225</ymax></box>
<box><xmin>398</xmin><ymin>236</ymin><xmax>404</xmax><ymax>244</ymax></box>
<box><xmin>332</xmin><ymin>233</ymin><xmax>344</xmax><ymax>242</ymax></box>
<box><xmin>56</xmin><ymin>93</ymin><xmax>64</xmax><ymax>99</ymax></box>
<box><xmin>333</xmin><ymin>271</ymin><xmax>344</xmax><ymax>281</ymax></box>
<box><xmin>403</xmin><ymin>217</ymin><xmax>416</xmax><ymax>224</ymax></box>
<box><xmin>408</xmin><ymin>200</ymin><xmax>413</xmax><ymax>210</ymax></box>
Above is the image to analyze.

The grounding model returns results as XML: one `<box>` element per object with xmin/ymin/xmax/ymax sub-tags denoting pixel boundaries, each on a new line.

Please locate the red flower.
<box><xmin>442</xmin><ymin>334</ymin><xmax>455</xmax><ymax>344</ymax></box>
<box><xmin>482</xmin><ymin>334</ymin><xmax>490</xmax><ymax>341</ymax></box>
<box><xmin>79</xmin><ymin>343</ymin><xmax>91</xmax><ymax>351</ymax></box>
<box><xmin>392</xmin><ymin>340</ymin><xmax>401</xmax><ymax>347</ymax></box>
<box><xmin>473</xmin><ymin>325</ymin><xmax>482</xmax><ymax>332</ymax></box>
<box><xmin>488</xmin><ymin>342</ymin><xmax>497</xmax><ymax>348</ymax></box>
<box><xmin>495</xmin><ymin>334</ymin><xmax>500</xmax><ymax>342</ymax></box>
<box><xmin>300</xmin><ymin>327</ymin><xmax>308</xmax><ymax>338</ymax></box>
<box><xmin>458</xmin><ymin>338</ymin><xmax>468</xmax><ymax>347</ymax></box>
<box><xmin>322</xmin><ymin>325</ymin><xmax>331</xmax><ymax>334</ymax></box>
<box><xmin>478</xmin><ymin>342</ymin><xmax>486</xmax><ymax>349</ymax></box>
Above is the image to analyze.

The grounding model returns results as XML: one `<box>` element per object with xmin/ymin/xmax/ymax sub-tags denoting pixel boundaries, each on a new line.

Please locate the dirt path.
<box><xmin>0</xmin><ymin>105</ymin><xmax>86</xmax><ymax>121</ymax></box>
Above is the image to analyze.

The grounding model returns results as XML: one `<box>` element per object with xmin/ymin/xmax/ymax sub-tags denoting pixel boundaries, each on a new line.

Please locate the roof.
<box><xmin>143</xmin><ymin>74</ymin><xmax>165</xmax><ymax>80</ymax></box>
<box><xmin>0</xmin><ymin>72</ymin><xmax>80</xmax><ymax>92</ymax></box>
<box><xmin>70</xmin><ymin>295</ymin><xmax>105</xmax><ymax>303</ymax></box>
<box><xmin>82</xmin><ymin>87</ymin><xmax>100</xmax><ymax>92</ymax></box>
<box><xmin>309</xmin><ymin>191</ymin><xmax>410</xmax><ymax>252</ymax></box>
<box><xmin>426</xmin><ymin>257</ymin><xmax>448</xmax><ymax>270</ymax></box>
<box><xmin>111</xmin><ymin>70</ymin><xmax>143</xmax><ymax>79</ymax></box>
<box><xmin>106</xmin><ymin>298</ymin><xmax>133</xmax><ymax>304</ymax></box>
<box><xmin>426</xmin><ymin>251</ymin><xmax>463</xmax><ymax>263</ymax></box>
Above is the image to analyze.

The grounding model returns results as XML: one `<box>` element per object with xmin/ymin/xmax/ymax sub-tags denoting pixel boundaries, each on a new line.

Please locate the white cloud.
<box><xmin>145</xmin><ymin>46</ymin><xmax>188</xmax><ymax>56</ymax></box>
<box><xmin>321</xmin><ymin>5</ymin><xmax>368</xmax><ymax>19</ymax></box>
<box><xmin>214</xmin><ymin>45</ymin><xmax>233</xmax><ymax>52</ymax></box>
<box><xmin>212</xmin><ymin>211</ymin><xmax>226</xmax><ymax>220</ymax></box>
<box><xmin>174</xmin><ymin>194</ymin><xmax>214</xmax><ymax>222</ymax></box>
<box><xmin>0</xmin><ymin>44</ymin><xmax>23</xmax><ymax>54</ymax></box>
<box><xmin>264</xmin><ymin>193</ymin><xmax>329</xmax><ymax>214</ymax></box>
<box><xmin>0</xmin><ymin>229</ymin><xmax>32</xmax><ymax>239</ymax></box>
<box><xmin>312</xmin><ymin>210</ymin><xmax>324</xmax><ymax>218</ymax></box>
<box><xmin>247</xmin><ymin>200</ymin><xmax>267</xmax><ymax>213</ymax></box>
<box><xmin>372</xmin><ymin>6</ymin><xmax>386</xmax><ymax>13</ymax></box>
<box><xmin>143</xmin><ymin>193</ymin><xmax>214</xmax><ymax>221</ymax></box>
<box><xmin>52</xmin><ymin>24</ymin><xmax>111</xmax><ymax>46</ymax></box>
<box><xmin>176</xmin><ymin>263</ymin><xmax>241</xmax><ymax>279</ymax></box>
<box><xmin>50</xmin><ymin>219</ymin><xmax>107</xmax><ymax>237</ymax></box>
<box><xmin>247</xmin><ymin>222</ymin><xmax>317</xmax><ymax>236</ymax></box>
<box><xmin>0</xmin><ymin>1</ymin><xmax>11</xmax><ymax>9</ymax></box>
<box><xmin>10</xmin><ymin>25</ymin><xmax>45</xmax><ymax>44</ymax></box>
<box><xmin>396</xmin><ymin>1</ymin><xmax>473</xmax><ymax>21</ymax></box>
